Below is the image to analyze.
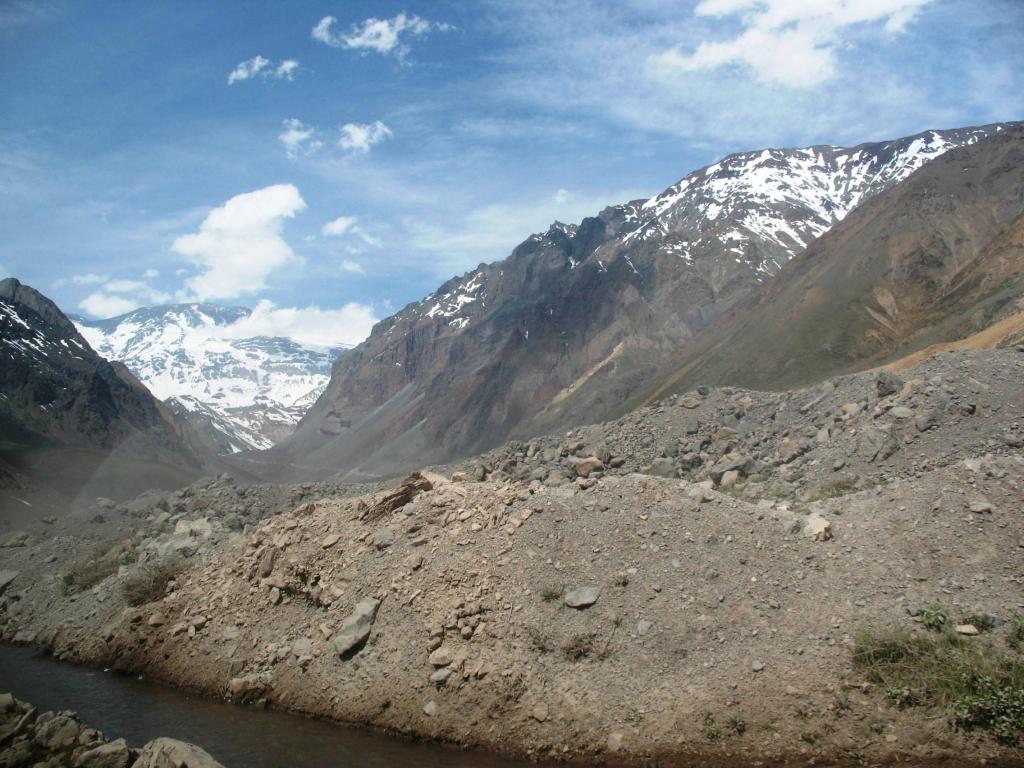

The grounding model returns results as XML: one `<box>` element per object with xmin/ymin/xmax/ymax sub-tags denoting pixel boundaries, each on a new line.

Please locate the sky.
<box><xmin>1</xmin><ymin>0</ymin><xmax>1022</xmax><ymax>347</ymax></box>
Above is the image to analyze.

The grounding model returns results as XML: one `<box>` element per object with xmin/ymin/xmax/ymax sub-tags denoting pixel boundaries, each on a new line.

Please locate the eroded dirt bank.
<box><xmin>1</xmin><ymin>349</ymin><xmax>1023</xmax><ymax>766</ymax></box>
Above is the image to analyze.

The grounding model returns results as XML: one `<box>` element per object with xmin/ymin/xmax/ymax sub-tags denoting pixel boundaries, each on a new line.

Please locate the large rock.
<box><xmin>75</xmin><ymin>738</ymin><xmax>131</xmax><ymax>768</ymax></box>
<box><xmin>875</xmin><ymin>370</ymin><xmax>903</xmax><ymax>398</ymax></box>
<box><xmin>334</xmin><ymin>597</ymin><xmax>382</xmax><ymax>657</ymax></box>
<box><xmin>567</xmin><ymin>456</ymin><xmax>604</xmax><ymax>478</ymax></box>
<box><xmin>0</xmin><ymin>570</ymin><xmax>18</xmax><ymax>594</ymax></box>
<box><xmin>564</xmin><ymin>586</ymin><xmax>600</xmax><ymax>609</ymax></box>
<box><xmin>645</xmin><ymin>457</ymin><xmax>677</xmax><ymax>478</ymax></box>
<box><xmin>131</xmin><ymin>737</ymin><xmax>225</xmax><ymax>768</ymax></box>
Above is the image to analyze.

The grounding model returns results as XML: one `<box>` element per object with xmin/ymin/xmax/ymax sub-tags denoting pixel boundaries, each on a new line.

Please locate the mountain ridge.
<box><xmin>75</xmin><ymin>303</ymin><xmax>346</xmax><ymax>453</ymax></box>
<box><xmin>271</xmin><ymin>121</ymin><xmax>1019</xmax><ymax>482</ymax></box>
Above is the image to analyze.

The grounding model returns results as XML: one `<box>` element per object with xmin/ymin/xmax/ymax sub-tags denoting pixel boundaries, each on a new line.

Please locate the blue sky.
<box><xmin>1</xmin><ymin>0</ymin><xmax>1021</xmax><ymax>346</ymax></box>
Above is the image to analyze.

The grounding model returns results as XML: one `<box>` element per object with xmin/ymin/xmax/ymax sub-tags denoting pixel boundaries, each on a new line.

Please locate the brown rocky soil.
<box><xmin>1</xmin><ymin>349</ymin><xmax>1023</xmax><ymax>766</ymax></box>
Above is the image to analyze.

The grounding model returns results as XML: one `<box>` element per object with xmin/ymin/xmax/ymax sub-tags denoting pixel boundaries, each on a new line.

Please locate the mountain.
<box><xmin>642</xmin><ymin>124</ymin><xmax>1024</xmax><ymax>399</ymax></box>
<box><xmin>75</xmin><ymin>305</ymin><xmax>345</xmax><ymax>453</ymax></box>
<box><xmin>272</xmin><ymin>121</ymin><xmax>1017</xmax><ymax>481</ymax></box>
<box><xmin>0</xmin><ymin>279</ymin><xmax>223</xmax><ymax>521</ymax></box>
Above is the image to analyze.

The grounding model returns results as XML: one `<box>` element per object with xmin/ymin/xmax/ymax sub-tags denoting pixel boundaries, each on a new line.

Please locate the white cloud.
<box><xmin>172</xmin><ymin>184</ymin><xmax>306</xmax><ymax>301</ymax></box>
<box><xmin>312</xmin><ymin>13</ymin><xmax>450</xmax><ymax>58</ymax></box>
<box><xmin>275</xmin><ymin>59</ymin><xmax>299</xmax><ymax>80</ymax></box>
<box><xmin>338</xmin><ymin>121</ymin><xmax>393</xmax><ymax>154</ymax></box>
<box><xmin>322</xmin><ymin>216</ymin><xmax>357</xmax><ymax>236</ymax></box>
<box><xmin>227</xmin><ymin>55</ymin><xmax>269</xmax><ymax>84</ymax></box>
<box><xmin>75</xmin><ymin>276</ymin><xmax>172</xmax><ymax>318</ymax></box>
<box><xmin>228</xmin><ymin>55</ymin><xmax>300</xmax><ymax>85</ymax></box>
<box><xmin>53</xmin><ymin>272</ymin><xmax>107</xmax><ymax>288</ymax></box>
<box><xmin>341</xmin><ymin>260</ymin><xmax>366</xmax><ymax>275</ymax></box>
<box><xmin>279</xmin><ymin>118</ymin><xmax>322</xmax><ymax>159</ymax></box>
<box><xmin>79</xmin><ymin>292</ymin><xmax>139</xmax><ymax>318</ymax></box>
<box><xmin>208</xmin><ymin>299</ymin><xmax>377</xmax><ymax>348</ymax></box>
<box><xmin>651</xmin><ymin>0</ymin><xmax>931</xmax><ymax>87</ymax></box>
<box><xmin>406</xmin><ymin>187</ymin><xmax>647</xmax><ymax>276</ymax></box>
<box><xmin>142</xmin><ymin>268</ymin><xmax>159</xmax><ymax>279</ymax></box>
<box><xmin>322</xmin><ymin>215</ymin><xmax>382</xmax><ymax>247</ymax></box>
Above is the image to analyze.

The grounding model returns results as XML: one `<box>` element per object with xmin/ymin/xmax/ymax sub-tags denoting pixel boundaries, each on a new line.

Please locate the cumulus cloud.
<box><xmin>312</xmin><ymin>13</ymin><xmax>449</xmax><ymax>59</ymax></box>
<box><xmin>338</xmin><ymin>121</ymin><xmax>392</xmax><ymax>154</ymax></box>
<box><xmin>228</xmin><ymin>55</ymin><xmax>300</xmax><ymax>85</ymax></box>
<box><xmin>79</xmin><ymin>292</ymin><xmax>139</xmax><ymax>318</ymax></box>
<box><xmin>142</xmin><ymin>268</ymin><xmax>160</xmax><ymax>279</ymax></box>
<box><xmin>75</xmin><ymin>276</ymin><xmax>172</xmax><ymax>318</ymax></box>
<box><xmin>208</xmin><ymin>299</ymin><xmax>377</xmax><ymax>348</ymax></box>
<box><xmin>172</xmin><ymin>184</ymin><xmax>306</xmax><ymax>301</ymax></box>
<box><xmin>651</xmin><ymin>0</ymin><xmax>931</xmax><ymax>87</ymax></box>
<box><xmin>341</xmin><ymin>260</ymin><xmax>366</xmax><ymax>275</ymax></box>
<box><xmin>279</xmin><ymin>118</ymin><xmax>322</xmax><ymax>159</ymax></box>
<box><xmin>322</xmin><ymin>216</ymin><xmax>357</xmax><ymax>236</ymax></box>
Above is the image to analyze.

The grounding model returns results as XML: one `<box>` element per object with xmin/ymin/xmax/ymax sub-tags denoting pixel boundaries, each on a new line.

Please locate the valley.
<box><xmin>2</xmin><ymin>121</ymin><xmax>1023</xmax><ymax>766</ymax></box>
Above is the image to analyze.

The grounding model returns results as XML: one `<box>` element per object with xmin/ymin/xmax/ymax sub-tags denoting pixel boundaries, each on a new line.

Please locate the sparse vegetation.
<box><xmin>853</xmin><ymin>627</ymin><xmax>1024</xmax><ymax>744</ymax></box>
<box><xmin>540</xmin><ymin>584</ymin><xmax>563</xmax><ymax>602</ymax></box>
<box><xmin>62</xmin><ymin>538</ymin><xmax>136</xmax><ymax>593</ymax></box>
<box><xmin>1007</xmin><ymin>613</ymin><xmax>1024</xmax><ymax>650</ymax></box>
<box><xmin>917</xmin><ymin>604</ymin><xmax>950</xmax><ymax>632</ymax></box>
<box><xmin>702</xmin><ymin>712</ymin><xmax>720</xmax><ymax>742</ymax></box>
<box><xmin>727</xmin><ymin>713</ymin><xmax>746</xmax><ymax>735</ymax></box>
<box><xmin>961</xmin><ymin>613</ymin><xmax>997</xmax><ymax>633</ymax></box>
<box><xmin>833</xmin><ymin>691</ymin><xmax>852</xmax><ymax>716</ymax></box>
<box><xmin>814</xmin><ymin>476</ymin><xmax>858</xmax><ymax>499</ymax></box>
<box><xmin>563</xmin><ymin>633</ymin><xmax>596</xmax><ymax>661</ymax></box>
<box><xmin>122</xmin><ymin>557</ymin><xmax>185</xmax><ymax>606</ymax></box>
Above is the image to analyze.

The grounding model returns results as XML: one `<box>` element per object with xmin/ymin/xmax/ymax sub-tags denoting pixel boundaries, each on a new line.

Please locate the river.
<box><xmin>0</xmin><ymin>645</ymin><xmax>543</xmax><ymax>767</ymax></box>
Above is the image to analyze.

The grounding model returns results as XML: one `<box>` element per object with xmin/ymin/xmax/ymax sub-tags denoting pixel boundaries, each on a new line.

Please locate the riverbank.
<box><xmin>2</xmin><ymin>351</ymin><xmax>1023</xmax><ymax>766</ymax></box>
<box><xmin>0</xmin><ymin>689</ymin><xmax>224</xmax><ymax>768</ymax></box>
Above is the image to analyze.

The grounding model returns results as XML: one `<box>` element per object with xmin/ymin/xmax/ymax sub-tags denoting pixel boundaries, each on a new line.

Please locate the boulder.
<box><xmin>334</xmin><ymin>597</ymin><xmax>382</xmax><ymax>657</ymax></box>
<box><xmin>564</xmin><ymin>586</ymin><xmax>600</xmax><ymax>609</ymax></box>
<box><xmin>131</xmin><ymin>737</ymin><xmax>225</xmax><ymax>768</ymax></box>
<box><xmin>75</xmin><ymin>738</ymin><xmax>130</xmax><ymax>768</ymax></box>
<box><xmin>803</xmin><ymin>513</ymin><xmax>833</xmax><ymax>542</ymax></box>
<box><xmin>875</xmin><ymin>370</ymin><xmax>902</xmax><ymax>398</ymax></box>
<box><xmin>567</xmin><ymin>456</ymin><xmax>604</xmax><ymax>478</ymax></box>
<box><xmin>645</xmin><ymin>457</ymin><xmax>677</xmax><ymax>478</ymax></box>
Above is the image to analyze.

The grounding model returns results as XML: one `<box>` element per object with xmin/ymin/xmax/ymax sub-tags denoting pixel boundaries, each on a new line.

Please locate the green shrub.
<box><xmin>917</xmin><ymin>604</ymin><xmax>950</xmax><ymax>632</ymax></box>
<box><xmin>63</xmin><ymin>539</ymin><xmax>136</xmax><ymax>593</ymax></box>
<box><xmin>122</xmin><ymin>558</ymin><xmax>185</xmax><ymax>606</ymax></box>
<box><xmin>853</xmin><ymin>627</ymin><xmax>1024</xmax><ymax>744</ymax></box>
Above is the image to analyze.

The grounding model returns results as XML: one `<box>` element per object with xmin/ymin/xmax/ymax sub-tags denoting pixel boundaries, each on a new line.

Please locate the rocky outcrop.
<box><xmin>0</xmin><ymin>279</ymin><xmax>236</xmax><ymax>518</ymax></box>
<box><xmin>0</xmin><ymin>694</ymin><xmax>224</xmax><ymax>767</ymax></box>
<box><xmin>646</xmin><ymin>125</ymin><xmax>1024</xmax><ymax>398</ymax></box>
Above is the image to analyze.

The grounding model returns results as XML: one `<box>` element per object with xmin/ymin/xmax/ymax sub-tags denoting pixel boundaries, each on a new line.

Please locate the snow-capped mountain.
<box><xmin>275</xmin><ymin>122</ymin><xmax>1018</xmax><ymax>481</ymax></box>
<box><xmin>404</xmin><ymin>124</ymin><xmax>1007</xmax><ymax>332</ymax></box>
<box><xmin>0</xmin><ymin>278</ymin><xmax>213</xmax><ymax>494</ymax></box>
<box><xmin>75</xmin><ymin>304</ymin><xmax>346</xmax><ymax>453</ymax></box>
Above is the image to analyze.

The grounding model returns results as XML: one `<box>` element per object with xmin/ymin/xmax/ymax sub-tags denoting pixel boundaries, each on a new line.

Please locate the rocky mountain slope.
<box><xmin>0</xmin><ymin>279</ymin><xmax>224</xmax><ymax>522</ymax></box>
<box><xmin>644</xmin><ymin>125</ymin><xmax>1024</xmax><ymax>400</ymax></box>
<box><xmin>2</xmin><ymin>347</ymin><xmax>1021</xmax><ymax>765</ymax></box>
<box><xmin>274</xmin><ymin>122</ymin><xmax>1017</xmax><ymax>482</ymax></box>
<box><xmin>76</xmin><ymin>305</ymin><xmax>344</xmax><ymax>453</ymax></box>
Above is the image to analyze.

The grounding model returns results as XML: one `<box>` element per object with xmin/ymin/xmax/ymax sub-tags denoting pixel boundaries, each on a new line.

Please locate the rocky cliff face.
<box><xmin>644</xmin><ymin>125</ymin><xmax>1024</xmax><ymax>398</ymax></box>
<box><xmin>274</xmin><ymin>123</ymin><xmax>1016</xmax><ymax>481</ymax></box>
<box><xmin>0</xmin><ymin>280</ymin><xmax>224</xmax><ymax>516</ymax></box>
